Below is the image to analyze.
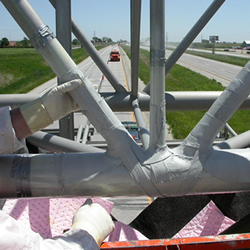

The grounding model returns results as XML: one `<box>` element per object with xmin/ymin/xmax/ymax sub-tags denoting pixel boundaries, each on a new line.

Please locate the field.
<box><xmin>0</xmin><ymin>47</ymin><xmax>89</xmax><ymax>94</ymax></box>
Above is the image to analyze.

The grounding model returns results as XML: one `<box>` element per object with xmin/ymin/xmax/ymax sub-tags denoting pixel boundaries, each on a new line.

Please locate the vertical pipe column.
<box><xmin>143</xmin><ymin>0</ymin><xmax>225</xmax><ymax>93</ymax></box>
<box><xmin>56</xmin><ymin>0</ymin><xmax>74</xmax><ymax>139</ymax></box>
<box><xmin>149</xmin><ymin>0</ymin><xmax>166</xmax><ymax>151</ymax></box>
<box><xmin>131</xmin><ymin>0</ymin><xmax>141</xmax><ymax>98</ymax></box>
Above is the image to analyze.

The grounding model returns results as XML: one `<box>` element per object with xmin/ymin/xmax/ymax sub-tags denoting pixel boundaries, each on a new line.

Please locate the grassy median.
<box><xmin>122</xmin><ymin>45</ymin><xmax>250</xmax><ymax>139</ymax></box>
<box><xmin>186</xmin><ymin>50</ymin><xmax>249</xmax><ymax>67</ymax></box>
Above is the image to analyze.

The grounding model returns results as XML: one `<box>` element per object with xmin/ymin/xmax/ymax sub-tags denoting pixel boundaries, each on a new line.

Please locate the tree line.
<box><xmin>1</xmin><ymin>36</ymin><xmax>122</xmax><ymax>48</ymax></box>
<box><xmin>0</xmin><ymin>37</ymin><xmax>32</xmax><ymax>48</ymax></box>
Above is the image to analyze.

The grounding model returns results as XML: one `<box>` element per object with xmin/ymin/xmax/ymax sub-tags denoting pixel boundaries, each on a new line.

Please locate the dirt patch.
<box><xmin>0</xmin><ymin>73</ymin><xmax>14</xmax><ymax>87</ymax></box>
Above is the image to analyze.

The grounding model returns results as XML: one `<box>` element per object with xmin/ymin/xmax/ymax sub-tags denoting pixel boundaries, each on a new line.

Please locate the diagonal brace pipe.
<box><xmin>49</xmin><ymin>0</ymin><xmax>127</xmax><ymax>93</ymax></box>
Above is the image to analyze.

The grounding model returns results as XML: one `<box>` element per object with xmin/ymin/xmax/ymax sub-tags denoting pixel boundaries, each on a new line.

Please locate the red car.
<box><xmin>109</xmin><ymin>50</ymin><xmax>120</xmax><ymax>61</ymax></box>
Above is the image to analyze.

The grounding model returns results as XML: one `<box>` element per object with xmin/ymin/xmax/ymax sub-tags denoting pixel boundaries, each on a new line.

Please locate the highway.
<box><xmin>172</xmin><ymin>50</ymin><xmax>242</xmax><ymax>87</ymax></box>
<box><xmin>141</xmin><ymin>45</ymin><xmax>245</xmax><ymax>87</ymax></box>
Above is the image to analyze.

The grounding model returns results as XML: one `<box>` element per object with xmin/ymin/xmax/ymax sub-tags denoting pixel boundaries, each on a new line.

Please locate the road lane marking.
<box><xmin>120</xmin><ymin>53</ymin><xmax>136</xmax><ymax>123</ymax></box>
<box><xmin>178</xmin><ymin>60</ymin><xmax>231</xmax><ymax>84</ymax></box>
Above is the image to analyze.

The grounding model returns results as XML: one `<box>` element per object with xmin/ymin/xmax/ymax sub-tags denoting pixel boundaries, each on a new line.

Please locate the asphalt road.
<box><xmin>173</xmin><ymin>50</ymin><xmax>242</xmax><ymax>87</ymax></box>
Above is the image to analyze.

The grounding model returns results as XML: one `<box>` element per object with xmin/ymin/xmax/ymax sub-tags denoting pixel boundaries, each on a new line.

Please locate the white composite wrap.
<box><xmin>0</xmin><ymin>106</ymin><xmax>25</xmax><ymax>154</ymax></box>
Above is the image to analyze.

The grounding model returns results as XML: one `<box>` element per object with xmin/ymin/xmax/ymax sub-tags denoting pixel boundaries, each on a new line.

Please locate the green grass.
<box><xmin>0</xmin><ymin>47</ymin><xmax>92</xmax><ymax>94</ymax></box>
<box><xmin>165</xmin><ymin>64</ymin><xmax>225</xmax><ymax>138</ymax></box>
<box><xmin>186</xmin><ymin>50</ymin><xmax>249</xmax><ymax>67</ymax></box>
<box><xmin>122</xmin><ymin>46</ymin><xmax>150</xmax><ymax>84</ymax></box>
<box><xmin>72</xmin><ymin>48</ymin><xmax>89</xmax><ymax>65</ymax></box>
<box><xmin>121</xmin><ymin>45</ymin><xmax>250</xmax><ymax>139</ymax></box>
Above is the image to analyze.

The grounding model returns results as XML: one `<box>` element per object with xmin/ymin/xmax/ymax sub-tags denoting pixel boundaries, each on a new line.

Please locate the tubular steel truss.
<box><xmin>1</xmin><ymin>0</ymin><xmax>250</xmax><ymax>202</ymax></box>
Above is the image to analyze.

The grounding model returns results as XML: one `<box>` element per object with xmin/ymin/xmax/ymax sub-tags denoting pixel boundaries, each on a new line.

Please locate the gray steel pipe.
<box><xmin>132</xmin><ymin>99</ymin><xmax>150</xmax><ymax>150</ymax></box>
<box><xmin>130</xmin><ymin>0</ymin><xmax>141</xmax><ymax>98</ymax></box>
<box><xmin>2</xmin><ymin>92</ymin><xmax>250</xmax><ymax>111</ymax></box>
<box><xmin>76</xmin><ymin>125</ymin><xmax>83</xmax><ymax>143</ymax></box>
<box><xmin>71</xmin><ymin>20</ymin><xmax>126</xmax><ymax>93</ymax></box>
<box><xmin>55</xmin><ymin>0</ymin><xmax>74</xmax><ymax>140</ymax></box>
<box><xmin>0</xmin><ymin>153</ymin><xmax>140</xmax><ymax>198</ymax></box>
<box><xmin>2</xmin><ymin>0</ymin><xmax>130</xmax><ymax>147</ymax></box>
<box><xmin>144</xmin><ymin>0</ymin><xmax>225</xmax><ymax>93</ymax></box>
<box><xmin>215</xmin><ymin>130</ymin><xmax>250</xmax><ymax>149</ymax></box>
<box><xmin>27</xmin><ymin>131</ymin><xmax>103</xmax><ymax>153</ymax></box>
<box><xmin>225</xmin><ymin>123</ymin><xmax>238</xmax><ymax>137</ymax></box>
<box><xmin>149</xmin><ymin>0</ymin><xmax>166</xmax><ymax>150</ymax></box>
<box><xmin>82</xmin><ymin>121</ymin><xmax>90</xmax><ymax>144</ymax></box>
<box><xmin>1</xmin><ymin>146</ymin><xmax>250</xmax><ymax>198</ymax></box>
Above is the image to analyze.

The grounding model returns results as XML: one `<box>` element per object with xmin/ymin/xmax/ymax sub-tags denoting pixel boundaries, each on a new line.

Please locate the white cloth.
<box><xmin>0</xmin><ymin>106</ymin><xmax>100</xmax><ymax>249</ymax></box>
<box><xmin>0</xmin><ymin>106</ymin><xmax>25</xmax><ymax>154</ymax></box>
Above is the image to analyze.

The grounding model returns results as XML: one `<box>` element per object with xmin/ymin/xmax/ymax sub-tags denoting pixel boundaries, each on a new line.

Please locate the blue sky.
<box><xmin>0</xmin><ymin>0</ymin><xmax>249</xmax><ymax>43</ymax></box>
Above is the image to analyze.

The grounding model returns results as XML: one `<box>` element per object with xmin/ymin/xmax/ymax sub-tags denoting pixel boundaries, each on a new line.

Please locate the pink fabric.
<box><xmin>105</xmin><ymin>221</ymin><xmax>148</xmax><ymax>242</ymax></box>
<box><xmin>173</xmin><ymin>201</ymin><xmax>235</xmax><ymax>238</ymax></box>
<box><xmin>3</xmin><ymin>198</ymin><xmax>113</xmax><ymax>239</ymax></box>
<box><xmin>3</xmin><ymin>197</ymin><xmax>148</xmax><ymax>242</ymax></box>
<box><xmin>4</xmin><ymin>198</ymin><xmax>232</xmax><ymax>241</ymax></box>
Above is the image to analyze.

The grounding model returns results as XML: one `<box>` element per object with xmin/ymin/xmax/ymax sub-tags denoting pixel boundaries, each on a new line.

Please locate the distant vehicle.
<box><xmin>109</xmin><ymin>50</ymin><xmax>120</xmax><ymax>61</ymax></box>
<box><xmin>122</xmin><ymin>121</ymin><xmax>139</xmax><ymax>140</ymax></box>
<box><xmin>224</xmin><ymin>48</ymin><xmax>229</xmax><ymax>51</ymax></box>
